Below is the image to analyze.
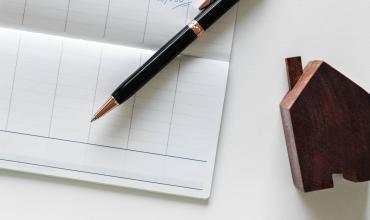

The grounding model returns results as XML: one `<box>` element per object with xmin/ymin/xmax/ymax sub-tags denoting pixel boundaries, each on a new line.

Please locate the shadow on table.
<box><xmin>299</xmin><ymin>175</ymin><xmax>369</xmax><ymax>220</ymax></box>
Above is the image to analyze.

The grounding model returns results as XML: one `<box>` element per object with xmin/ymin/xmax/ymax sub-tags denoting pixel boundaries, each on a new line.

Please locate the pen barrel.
<box><xmin>112</xmin><ymin>27</ymin><xmax>197</xmax><ymax>104</ymax></box>
<box><xmin>112</xmin><ymin>0</ymin><xmax>240</xmax><ymax>104</ymax></box>
<box><xmin>195</xmin><ymin>0</ymin><xmax>239</xmax><ymax>30</ymax></box>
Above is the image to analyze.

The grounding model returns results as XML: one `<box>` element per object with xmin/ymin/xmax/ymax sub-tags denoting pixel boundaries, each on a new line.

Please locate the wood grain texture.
<box><xmin>281</xmin><ymin>57</ymin><xmax>370</xmax><ymax>192</ymax></box>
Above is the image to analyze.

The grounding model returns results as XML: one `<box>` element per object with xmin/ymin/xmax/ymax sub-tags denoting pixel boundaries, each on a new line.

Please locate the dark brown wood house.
<box><xmin>280</xmin><ymin>57</ymin><xmax>370</xmax><ymax>192</ymax></box>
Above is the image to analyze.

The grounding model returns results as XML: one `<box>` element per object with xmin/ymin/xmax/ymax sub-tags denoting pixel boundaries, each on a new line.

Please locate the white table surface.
<box><xmin>1</xmin><ymin>1</ymin><xmax>370</xmax><ymax>219</ymax></box>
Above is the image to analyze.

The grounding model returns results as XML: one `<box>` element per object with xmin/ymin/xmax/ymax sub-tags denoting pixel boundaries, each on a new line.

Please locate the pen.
<box><xmin>91</xmin><ymin>0</ymin><xmax>239</xmax><ymax>122</ymax></box>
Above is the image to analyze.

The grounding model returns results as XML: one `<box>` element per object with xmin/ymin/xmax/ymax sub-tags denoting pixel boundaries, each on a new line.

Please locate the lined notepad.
<box><xmin>0</xmin><ymin>0</ymin><xmax>237</xmax><ymax>60</ymax></box>
<box><xmin>0</xmin><ymin>0</ymin><xmax>237</xmax><ymax>199</ymax></box>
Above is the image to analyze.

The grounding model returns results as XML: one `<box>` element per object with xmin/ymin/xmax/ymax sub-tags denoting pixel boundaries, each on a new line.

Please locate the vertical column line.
<box><xmin>5</xmin><ymin>35</ymin><xmax>22</xmax><ymax>130</ymax></box>
<box><xmin>142</xmin><ymin>0</ymin><xmax>152</xmax><ymax>43</ymax></box>
<box><xmin>87</xmin><ymin>48</ymin><xmax>104</xmax><ymax>143</ymax></box>
<box><xmin>125</xmin><ymin>95</ymin><xmax>136</xmax><ymax>150</ymax></box>
<box><xmin>185</xmin><ymin>1</ymin><xmax>191</xmax><ymax>24</ymax></box>
<box><xmin>125</xmin><ymin>55</ymin><xmax>142</xmax><ymax>150</ymax></box>
<box><xmin>64</xmin><ymin>0</ymin><xmax>72</xmax><ymax>32</ymax></box>
<box><xmin>21</xmin><ymin>0</ymin><xmax>28</xmax><ymax>24</ymax></box>
<box><xmin>165</xmin><ymin>58</ymin><xmax>181</xmax><ymax>154</ymax></box>
<box><xmin>102</xmin><ymin>0</ymin><xmax>111</xmax><ymax>38</ymax></box>
<box><xmin>48</xmin><ymin>42</ymin><xmax>65</xmax><ymax>137</ymax></box>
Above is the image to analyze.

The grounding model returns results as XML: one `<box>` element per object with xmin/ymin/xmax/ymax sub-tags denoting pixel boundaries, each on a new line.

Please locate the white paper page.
<box><xmin>0</xmin><ymin>0</ymin><xmax>237</xmax><ymax>60</ymax></box>
<box><xmin>0</xmin><ymin>28</ymin><xmax>229</xmax><ymax>199</ymax></box>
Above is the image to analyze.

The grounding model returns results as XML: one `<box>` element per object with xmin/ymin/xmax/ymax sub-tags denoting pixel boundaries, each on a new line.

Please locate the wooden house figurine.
<box><xmin>280</xmin><ymin>57</ymin><xmax>370</xmax><ymax>192</ymax></box>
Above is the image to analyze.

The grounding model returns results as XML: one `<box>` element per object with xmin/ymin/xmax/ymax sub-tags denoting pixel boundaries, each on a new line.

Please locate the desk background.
<box><xmin>1</xmin><ymin>0</ymin><xmax>370</xmax><ymax>219</ymax></box>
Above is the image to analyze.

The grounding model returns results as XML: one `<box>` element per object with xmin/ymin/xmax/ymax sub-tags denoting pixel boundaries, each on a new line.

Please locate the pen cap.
<box><xmin>194</xmin><ymin>0</ymin><xmax>239</xmax><ymax>30</ymax></box>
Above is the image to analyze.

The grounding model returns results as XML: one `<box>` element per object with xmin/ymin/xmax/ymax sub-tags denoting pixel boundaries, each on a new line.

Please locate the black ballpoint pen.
<box><xmin>91</xmin><ymin>0</ymin><xmax>239</xmax><ymax>122</ymax></box>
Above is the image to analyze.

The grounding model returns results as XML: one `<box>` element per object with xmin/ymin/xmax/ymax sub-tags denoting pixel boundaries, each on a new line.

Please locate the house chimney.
<box><xmin>285</xmin><ymin>57</ymin><xmax>303</xmax><ymax>90</ymax></box>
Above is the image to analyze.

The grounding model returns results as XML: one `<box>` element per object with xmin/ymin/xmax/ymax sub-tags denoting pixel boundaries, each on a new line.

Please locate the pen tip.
<box><xmin>90</xmin><ymin>116</ymin><xmax>97</xmax><ymax>123</ymax></box>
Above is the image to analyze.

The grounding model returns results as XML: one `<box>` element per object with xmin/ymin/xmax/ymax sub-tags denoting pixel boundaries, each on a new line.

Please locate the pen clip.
<box><xmin>197</xmin><ymin>0</ymin><xmax>214</xmax><ymax>10</ymax></box>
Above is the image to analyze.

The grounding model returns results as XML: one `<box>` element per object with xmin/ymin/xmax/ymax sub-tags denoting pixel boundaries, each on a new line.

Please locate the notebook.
<box><xmin>0</xmin><ymin>0</ymin><xmax>237</xmax><ymax>199</ymax></box>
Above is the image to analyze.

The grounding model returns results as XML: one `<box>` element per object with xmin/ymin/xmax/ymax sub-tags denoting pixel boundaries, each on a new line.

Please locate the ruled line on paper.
<box><xmin>0</xmin><ymin>158</ymin><xmax>204</xmax><ymax>191</ymax></box>
<box><xmin>0</xmin><ymin>129</ymin><xmax>207</xmax><ymax>162</ymax></box>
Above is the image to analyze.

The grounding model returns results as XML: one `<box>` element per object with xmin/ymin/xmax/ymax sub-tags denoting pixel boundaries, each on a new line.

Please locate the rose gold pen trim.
<box><xmin>198</xmin><ymin>0</ymin><xmax>214</xmax><ymax>10</ymax></box>
<box><xmin>91</xmin><ymin>96</ymin><xmax>119</xmax><ymax>122</ymax></box>
<box><xmin>188</xmin><ymin>20</ymin><xmax>205</xmax><ymax>37</ymax></box>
